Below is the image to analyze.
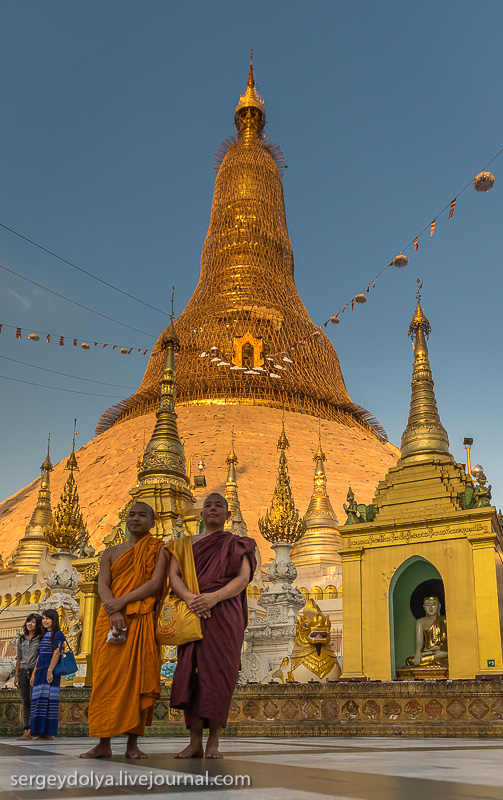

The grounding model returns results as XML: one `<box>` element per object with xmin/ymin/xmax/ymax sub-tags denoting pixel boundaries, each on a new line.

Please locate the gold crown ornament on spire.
<box><xmin>258</xmin><ymin>420</ymin><xmax>306</xmax><ymax>544</ymax></box>
<box><xmin>399</xmin><ymin>280</ymin><xmax>452</xmax><ymax>465</ymax></box>
<box><xmin>234</xmin><ymin>48</ymin><xmax>266</xmax><ymax>135</ymax></box>
<box><xmin>45</xmin><ymin>423</ymin><xmax>88</xmax><ymax>553</ymax></box>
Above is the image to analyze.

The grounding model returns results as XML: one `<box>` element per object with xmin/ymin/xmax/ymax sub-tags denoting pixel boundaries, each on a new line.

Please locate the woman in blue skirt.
<box><xmin>30</xmin><ymin>609</ymin><xmax>65</xmax><ymax>740</ymax></box>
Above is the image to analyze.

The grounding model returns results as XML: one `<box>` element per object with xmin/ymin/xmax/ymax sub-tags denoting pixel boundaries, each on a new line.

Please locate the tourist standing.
<box><xmin>30</xmin><ymin>609</ymin><xmax>65</xmax><ymax>740</ymax></box>
<box><xmin>14</xmin><ymin>613</ymin><xmax>43</xmax><ymax>740</ymax></box>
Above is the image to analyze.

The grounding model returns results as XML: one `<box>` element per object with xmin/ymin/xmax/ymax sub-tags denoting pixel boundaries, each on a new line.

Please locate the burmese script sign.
<box><xmin>343</xmin><ymin>521</ymin><xmax>488</xmax><ymax>550</ymax></box>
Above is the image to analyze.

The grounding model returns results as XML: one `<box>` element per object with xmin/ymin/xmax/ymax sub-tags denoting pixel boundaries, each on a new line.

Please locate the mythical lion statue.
<box><xmin>264</xmin><ymin>598</ymin><xmax>341</xmax><ymax>683</ymax></box>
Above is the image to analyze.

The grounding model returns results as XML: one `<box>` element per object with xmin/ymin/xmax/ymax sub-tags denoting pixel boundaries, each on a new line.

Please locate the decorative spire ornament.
<box><xmin>224</xmin><ymin>433</ymin><xmax>247</xmax><ymax>535</ymax></box>
<box><xmin>291</xmin><ymin>428</ymin><xmax>341</xmax><ymax>569</ymax></box>
<box><xmin>130</xmin><ymin>310</ymin><xmax>196</xmax><ymax>538</ymax></box>
<box><xmin>399</xmin><ymin>280</ymin><xmax>452</xmax><ymax>465</ymax></box>
<box><xmin>45</xmin><ymin>424</ymin><xmax>88</xmax><ymax>553</ymax></box>
<box><xmin>258</xmin><ymin>420</ymin><xmax>306</xmax><ymax>545</ymax></box>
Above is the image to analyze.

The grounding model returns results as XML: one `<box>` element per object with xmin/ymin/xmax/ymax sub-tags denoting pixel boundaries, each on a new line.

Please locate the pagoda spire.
<box><xmin>291</xmin><ymin>428</ymin><xmax>341</xmax><ymax>569</ymax></box>
<box><xmin>224</xmin><ymin>433</ymin><xmax>247</xmax><ymax>535</ymax></box>
<box><xmin>7</xmin><ymin>436</ymin><xmax>53</xmax><ymax>573</ymax></box>
<box><xmin>399</xmin><ymin>281</ymin><xmax>452</xmax><ymax>465</ymax></box>
<box><xmin>258</xmin><ymin>420</ymin><xmax>306</xmax><ymax>545</ymax></box>
<box><xmin>136</xmin><ymin>321</ymin><xmax>188</xmax><ymax>487</ymax></box>
<box><xmin>234</xmin><ymin>48</ymin><xmax>265</xmax><ymax>138</ymax></box>
<box><xmin>131</xmin><ymin>308</ymin><xmax>196</xmax><ymax>538</ymax></box>
<box><xmin>45</xmin><ymin>426</ymin><xmax>88</xmax><ymax>553</ymax></box>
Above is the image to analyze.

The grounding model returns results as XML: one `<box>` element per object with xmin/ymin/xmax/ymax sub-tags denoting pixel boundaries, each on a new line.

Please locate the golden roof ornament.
<box><xmin>400</xmin><ymin>280</ymin><xmax>452</xmax><ymax>465</ymax></box>
<box><xmin>234</xmin><ymin>48</ymin><xmax>266</xmax><ymax>129</ymax></box>
<box><xmin>224</xmin><ymin>432</ymin><xmax>248</xmax><ymax>535</ymax></box>
<box><xmin>44</xmin><ymin>424</ymin><xmax>88</xmax><ymax>553</ymax></box>
<box><xmin>258</xmin><ymin>420</ymin><xmax>306</xmax><ymax>544</ymax></box>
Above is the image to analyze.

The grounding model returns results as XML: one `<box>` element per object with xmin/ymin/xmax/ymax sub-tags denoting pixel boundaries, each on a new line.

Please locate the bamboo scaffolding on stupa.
<box><xmin>96</xmin><ymin>54</ymin><xmax>386</xmax><ymax>441</ymax></box>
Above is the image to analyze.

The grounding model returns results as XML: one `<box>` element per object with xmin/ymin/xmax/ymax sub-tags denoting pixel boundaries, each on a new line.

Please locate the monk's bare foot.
<box><xmin>35</xmin><ymin>736</ymin><xmax>54</xmax><ymax>741</ymax></box>
<box><xmin>17</xmin><ymin>731</ymin><xmax>33</xmax><ymax>741</ymax></box>
<box><xmin>79</xmin><ymin>744</ymin><xmax>112</xmax><ymax>759</ymax></box>
<box><xmin>175</xmin><ymin>744</ymin><xmax>204</xmax><ymax>759</ymax></box>
<box><xmin>205</xmin><ymin>744</ymin><xmax>223</xmax><ymax>759</ymax></box>
<box><xmin>125</xmin><ymin>745</ymin><xmax>148</xmax><ymax>759</ymax></box>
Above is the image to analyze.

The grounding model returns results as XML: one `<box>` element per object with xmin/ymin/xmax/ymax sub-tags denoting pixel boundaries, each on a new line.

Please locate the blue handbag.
<box><xmin>53</xmin><ymin>643</ymin><xmax>77</xmax><ymax>677</ymax></box>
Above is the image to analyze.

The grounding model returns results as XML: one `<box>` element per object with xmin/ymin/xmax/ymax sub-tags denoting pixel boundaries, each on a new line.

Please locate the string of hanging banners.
<box><xmin>0</xmin><ymin>322</ymin><xmax>152</xmax><ymax>356</ymax></box>
<box><xmin>321</xmin><ymin>161</ymin><xmax>499</xmax><ymax>329</ymax></box>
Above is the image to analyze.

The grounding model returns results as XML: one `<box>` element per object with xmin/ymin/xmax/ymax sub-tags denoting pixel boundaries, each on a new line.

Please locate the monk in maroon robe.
<box><xmin>169</xmin><ymin>493</ymin><xmax>256</xmax><ymax>758</ymax></box>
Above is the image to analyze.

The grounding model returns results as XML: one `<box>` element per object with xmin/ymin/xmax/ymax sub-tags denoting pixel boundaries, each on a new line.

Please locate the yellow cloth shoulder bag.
<box><xmin>156</xmin><ymin>536</ymin><xmax>203</xmax><ymax>647</ymax></box>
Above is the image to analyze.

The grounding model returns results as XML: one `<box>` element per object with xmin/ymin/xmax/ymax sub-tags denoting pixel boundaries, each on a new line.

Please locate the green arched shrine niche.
<box><xmin>390</xmin><ymin>557</ymin><xmax>442</xmax><ymax>677</ymax></box>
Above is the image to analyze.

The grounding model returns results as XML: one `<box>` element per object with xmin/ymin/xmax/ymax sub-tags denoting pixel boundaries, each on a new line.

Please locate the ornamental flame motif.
<box><xmin>258</xmin><ymin>422</ymin><xmax>306</xmax><ymax>545</ymax></box>
<box><xmin>44</xmin><ymin>448</ymin><xmax>88</xmax><ymax>553</ymax></box>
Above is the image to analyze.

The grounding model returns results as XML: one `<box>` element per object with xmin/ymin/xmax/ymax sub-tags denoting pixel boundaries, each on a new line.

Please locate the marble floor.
<box><xmin>0</xmin><ymin>736</ymin><xmax>502</xmax><ymax>800</ymax></box>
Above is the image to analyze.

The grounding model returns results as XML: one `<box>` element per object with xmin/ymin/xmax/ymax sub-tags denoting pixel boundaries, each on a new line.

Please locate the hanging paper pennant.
<box><xmin>46</xmin><ymin>334</ymin><xmax>50</xmax><ymax>343</ymax></box>
<box><xmin>414</xmin><ymin>238</ymin><xmax>418</xmax><ymax>251</ymax></box>
<box><xmin>73</xmin><ymin>339</ymin><xmax>77</xmax><ymax>346</ymax></box>
<box><xmin>16</xmin><ymin>328</ymin><xmax>22</xmax><ymax>339</ymax></box>
<box><xmin>449</xmin><ymin>199</ymin><xmax>457</xmax><ymax>218</ymax></box>
<box><xmin>103</xmin><ymin>344</ymin><xmax>108</xmax><ymax>349</ymax></box>
<box><xmin>430</xmin><ymin>220</ymin><xmax>436</xmax><ymax>238</ymax></box>
<box><xmin>351</xmin><ymin>299</ymin><xmax>355</xmax><ymax>310</ymax></box>
<box><xmin>0</xmin><ymin>324</ymin><xmax>3</xmax><ymax>333</ymax></box>
<box><xmin>372</xmin><ymin>279</ymin><xmax>377</xmax><ymax>289</ymax></box>
<box><xmin>366</xmin><ymin>284</ymin><xmax>370</xmax><ymax>292</ymax></box>
<box><xmin>143</xmin><ymin>349</ymin><xmax>148</xmax><ymax>355</ymax></box>
<box><xmin>59</xmin><ymin>337</ymin><xmax>64</xmax><ymax>346</ymax></box>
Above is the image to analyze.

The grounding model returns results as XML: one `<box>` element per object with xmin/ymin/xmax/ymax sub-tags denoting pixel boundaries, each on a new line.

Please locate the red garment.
<box><xmin>169</xmin><ymin>531</ymin><xmax>256</xmax><ymax>728</ymax></box>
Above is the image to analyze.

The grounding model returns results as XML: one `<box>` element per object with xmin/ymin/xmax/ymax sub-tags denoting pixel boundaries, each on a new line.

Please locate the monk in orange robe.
<box><xmin>80</xmin><ymin>502</ymin><xmax>167</xmax><ymax>759</ymax></box>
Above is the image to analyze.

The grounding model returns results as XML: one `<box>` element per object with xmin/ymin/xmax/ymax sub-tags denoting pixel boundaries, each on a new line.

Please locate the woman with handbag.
<box><xmin>29</xmin><ymin>609</ymin><xmax>65</xmax><ymax>740</ymax></box>
<box><xmin>14</xmin><ymin>613</ymin><xmax>43</xmax><ymax>740</ymax></box>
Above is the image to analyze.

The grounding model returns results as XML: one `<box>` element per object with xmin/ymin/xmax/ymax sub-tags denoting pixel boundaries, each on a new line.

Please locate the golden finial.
<box><xmin>41</xmin><ymin>433</ymin><xmax>52</xmax><ymax>472</ymax></box>
<box><xmin>400</xmin><ymin>285</ymin><xmax>452</xmax><ymax>465</ymax></box>
<box><xmin>408</xmin><ymin>278</ymin><xmax>431</xmax><ymax>342</ymax></box>
<box><xmin>234</xmin><ymin>50</ymin><xmax>265</xmax><ymax>134</ymax></box>
<box><xmin>44</xmin><ymin>427</ymin><xmax>88</xmax><ymax>553</ymax></box>
<box><xmin>258</xmin><ymin>421</ymin><xmax>306</xmax><ymax>544</ymax></box>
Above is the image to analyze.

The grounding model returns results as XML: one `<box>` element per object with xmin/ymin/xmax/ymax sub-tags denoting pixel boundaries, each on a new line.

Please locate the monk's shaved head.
<box><xmin>203</xmin><ymin>493</ymin><xmax>228</xmax><ymax>511</ymax></box>
<box><xmin>129</xmin><ymin>502</ymin><xmax>155</xmax><ymax>520</ymax></box>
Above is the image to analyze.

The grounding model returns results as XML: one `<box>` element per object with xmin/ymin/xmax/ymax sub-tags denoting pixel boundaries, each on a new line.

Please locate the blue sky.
<box><xmin>1</xmin><ymin>1</ymin><xmax>502</xmax><ymax>503</ymax></box>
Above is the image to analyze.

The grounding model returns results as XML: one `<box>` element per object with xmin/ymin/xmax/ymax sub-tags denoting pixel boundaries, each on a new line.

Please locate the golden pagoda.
<box><xmin>6</xmin><ymin>439</ymin><xmax>53</xmax><ymax>574</ymax></box>
<box><xmin>291</xmin><ymin>430</ymin><xmax>341</xmax><ymax>570</ymax></box>
<box><xmin>0</xmin><ymin>57</ymin><xmax>398</xmax><ymax>569</ymax></box>
<box><xmin>45</xmin><ymin>436</ymin><xmax>87</xmax><ymax>554</ymax></box>
<box><xmin>96</xmin><ymin>53</ymin><xmax>384</xmax><ymax>437</ymax></box>
<box><xmin>129</xmin><ymin>321</ymin><xmax>198</xmax><ymax>539</ymax></box>
<box><xmin>340</xmin><ymin>284</ymin><xmax>503</xmax><ymax>680</ymax></box>
<box><xmin>223</xmin><ymin>434</ymin><xmax>247</xmax><ymax>535</ymax></box>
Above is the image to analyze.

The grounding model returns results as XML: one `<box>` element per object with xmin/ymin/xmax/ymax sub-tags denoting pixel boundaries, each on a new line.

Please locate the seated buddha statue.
<box><xmin>405</xmin><ymin>596</ymin><xmax>448</xmax><ymax>667</ymax></box>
